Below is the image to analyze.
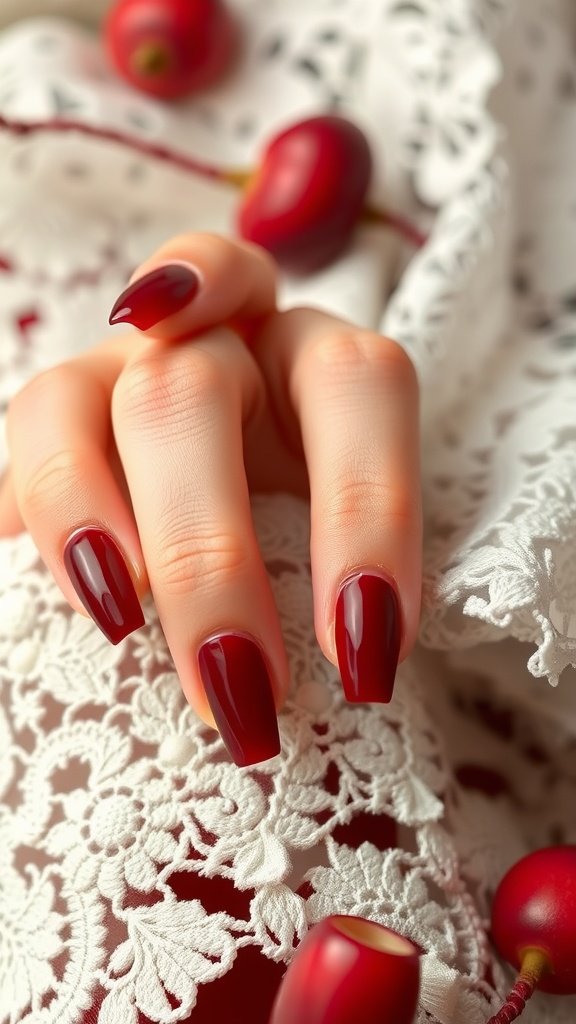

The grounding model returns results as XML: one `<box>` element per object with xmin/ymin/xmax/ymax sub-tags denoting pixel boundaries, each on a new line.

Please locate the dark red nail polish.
<box><xmin>198</xmin><ymin>633</ymin><xmax>280</xmax><ymax>767</ymax></box>
<box><xmin>63</xmin><ymin>527</ymin><xmax>145</xmax><ymax>645</ymax></box>
<box><xmin>109</xmin><ymin>263</ymin><xmax>200</xmax><ymax>329</ymax></box>
<box><xmin>335</xmin><ymin>572</ymin><xmax>401</xmax><ymax>703</ymax></box>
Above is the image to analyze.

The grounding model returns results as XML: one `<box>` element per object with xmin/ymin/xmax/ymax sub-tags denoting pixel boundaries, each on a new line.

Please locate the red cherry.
<box><xmin>268</xmin><ymin>915</ymin><xmax>420</xmax><ymax>1024</ymax></box>
<box><xmin>104</xmin><ymin>0</ymin><xmax>237</xmax><ymax>100</ymax></box>
<box><xmin>0</xmin><ymin>113</ymin><xmax>426</xmax><ymax>270</ymax></box>
<box><xmin>488</xmin><ymin>846</ymin><xmax>576</xmax><ymax>1023</ymax></box>
<box><xmin>237</xmin><ymin>115</ymin><xmax>372</xmax><ymax>274</ymax></box>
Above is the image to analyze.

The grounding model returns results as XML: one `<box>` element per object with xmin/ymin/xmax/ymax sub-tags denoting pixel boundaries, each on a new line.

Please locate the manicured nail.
<box><xmin>63</xmin><ymin>527</ymin><xmax>145</xmax><ymax>645</ymax></box>
<box><xmin>109</xmin><ymin>263</ymin><xmax>201</xmax><ymax>329</ymax></box>
<box><xmin>198</xmin><ymin>633</ymin><xmax>280</xmax><ymax>767</ymax></box>
<box><xmin>335</xmin><ymin>572</ymin><xmax>401</xmax><ymax>703</ymax></box>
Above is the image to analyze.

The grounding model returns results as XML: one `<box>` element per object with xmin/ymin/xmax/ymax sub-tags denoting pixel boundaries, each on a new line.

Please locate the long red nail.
<box><xmin>63</xmin><ymin>527</ymin><xmax>145</xmax><ymax>644</ymax></box>
<box><xmin>198</xmin><ymin>633</ymin><xmax>280</xmax><ymax>767</ymax></box>
<box><xmin>109</xmin><ymin>263</ymin><xmax>200</xmax><ymax>329</ymax></box>
<box><xmin>269</xmin><ymin>915</ymin><xmax>421</xmax><ymax>1024</ymax></box>
<box><xmin>335</xmin><ymin>572</ymin><xmax>401</xmax><ymax>703</ymax></box>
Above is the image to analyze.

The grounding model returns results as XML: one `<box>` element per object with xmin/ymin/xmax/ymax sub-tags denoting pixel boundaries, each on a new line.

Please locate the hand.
<box><xmin>0</xmin><ymin>232</ymin><xmax>422</xmax><ymax>766</ymax></box>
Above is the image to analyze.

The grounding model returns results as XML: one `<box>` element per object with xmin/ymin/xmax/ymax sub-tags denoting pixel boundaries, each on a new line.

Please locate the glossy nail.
<box><xmin>198</xmin><ymin>633</ymin><xmax>280</xmax><ymax>767</ymax></box>
<box><xmin>269</xmin><ymin>914</ymin><xmax>421</xmax><ymax>1024</ymax></box>
<box><xmin>109</xmin><ymin>263</ymin><xmax>201</xmax><ymax>329</ymax></box>
<box><xmin>63</xmin><ymin>527</ymin><xmax>145</xmax><ymax>645</ymax></box>
<box><xmin>335</xmin><ymin>572</ymin><xmax>401</xmax><ymax>703</ymax></box>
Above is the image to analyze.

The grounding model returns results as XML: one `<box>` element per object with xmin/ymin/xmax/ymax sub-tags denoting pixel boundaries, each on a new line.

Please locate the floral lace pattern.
<box><xmin>2</xmin><ymin>2</ymin><xmax>576</xmax><ymax>1023</ymax></box>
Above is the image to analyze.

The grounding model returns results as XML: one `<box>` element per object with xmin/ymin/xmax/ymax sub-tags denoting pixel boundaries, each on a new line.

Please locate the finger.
<box><xmin>112</xmin><ymin>326</ymin><xmax>289</xmax><ymax>766</ymax></box>
<box><xmin>0</xmin><ymin>469</ymin><xmax>26</xmax><ymax>536</ymax></box>
<box><xmin>254</xmin><ymin>307</ymin><xmax>422</xmax><ymax>703</ymax></box>
<box><xmin>6</xmin><ymin>339</ymin><xmax>150</xmax><ymax>637</ymax></box>
<box><xmin>109</xmin><ymin>231</ymin><xmax>277</xmax><ymax>342</ymax></box>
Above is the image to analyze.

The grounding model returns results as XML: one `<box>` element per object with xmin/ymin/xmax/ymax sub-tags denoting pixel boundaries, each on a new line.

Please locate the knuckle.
<box><xmin>310</xmin><ymin>329</ymin><xmax>376</xmax><ymax>370</ymax></box>
<box><xmin>380</xmin><ymin>337</ymin><xmax>419</xmax><ymax>391</ymax></box>
<box><xmin>7</xmin><ymin>364</ymin><xmax>76</xmax><ymax>422</ymax></box>
<box><xmin>322</xmin><ymin>477</ymin><xmax>413</xmax><ymax>533</ymax></box>
<box><xmin>115</xmin><ymin>350</ymin><xmax>226</xmax><ymax>431</ymax></box>
<box><xmin>22</xmin><ymin>448</ymin><xmax>85</xmax><ymax>515</ymax></box>
<box><xmin>308</xmin><ymin>328</ymin><xmax>418</xmax><ymax>390</ymax></box>
<box><xmin>154</xmin><ymin>526</ymin><xmax>250</xmax><ymax>596</ymax></box>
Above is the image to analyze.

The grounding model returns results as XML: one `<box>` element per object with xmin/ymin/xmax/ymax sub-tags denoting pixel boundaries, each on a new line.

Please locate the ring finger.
<box><xmin>254</xmin><ymin>307</ymin><xmax>422</xmax><ymax>704</ymax></box>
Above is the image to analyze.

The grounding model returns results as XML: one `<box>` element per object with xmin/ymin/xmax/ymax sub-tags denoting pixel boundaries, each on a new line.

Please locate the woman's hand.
<box><xmin>0</xmin><ymin>232</ymin><xmax>422</xmax><ymax>766</ymax></box>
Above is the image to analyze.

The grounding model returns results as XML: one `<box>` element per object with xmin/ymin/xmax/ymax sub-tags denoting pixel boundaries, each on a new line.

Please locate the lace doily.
<box><xmin>2</xmin><ymin>2</ymin><xmax>576</xmax><ymax>1023</ymax></box>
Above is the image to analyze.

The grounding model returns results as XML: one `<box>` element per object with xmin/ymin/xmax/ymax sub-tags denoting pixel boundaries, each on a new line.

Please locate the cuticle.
<box><xmin>334</xmin><ymin>565</ymin><xmax>400</xmax><ymax>602</ymax></box>
<box><xmin>329</xmin><ymin>566</ymin><xmax>402</xmax><ymax>654</ymax></box>
<box><xmin>196</xmin><ymin>629</ymin><xmax>280</xmax><ymax>711</ymax></box>
<box><xmin>197</xmin><ymin>629</ymin><xmax>275</xmax><ymax>679</ymax></box>
<box><xmin>128</xmin><ymin>259</ymin><xmax>205</xmax><ymax>290</ymax></box>
<box><xmin>63</xmin><ymin>521</ymin><xmax>111</xmax><ymax>549</ymax></box>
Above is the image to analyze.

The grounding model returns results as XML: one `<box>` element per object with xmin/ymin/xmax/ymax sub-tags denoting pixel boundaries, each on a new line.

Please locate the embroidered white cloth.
<box><xmin>2</xmin><ymin>1</ymin><xmax>576</xmax><ymax>1023</ymax></box>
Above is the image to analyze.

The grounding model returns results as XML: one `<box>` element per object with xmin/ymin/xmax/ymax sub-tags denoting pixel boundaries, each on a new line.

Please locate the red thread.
<box><xmin>487</xmin><ymin>975</ymin><xmax>537</xmax><ymax>1024</ymax></box>
<box><xmin>0</xmin><ymin>114</ymin><xmax>228</xmax><ymax>181</ymax></box>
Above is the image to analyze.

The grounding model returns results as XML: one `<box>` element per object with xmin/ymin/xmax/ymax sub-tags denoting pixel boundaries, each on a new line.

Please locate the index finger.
<box><xmin>109</xmin><ymin>232</ymin><xmax>278</xmax><ymax>342</ymax></box>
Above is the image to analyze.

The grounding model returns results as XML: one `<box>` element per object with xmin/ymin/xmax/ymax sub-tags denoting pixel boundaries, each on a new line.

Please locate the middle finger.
<box><xmin>112</xmin><ymin>327</ymin><xmax>289</xmax><ymax>766</ymax></box>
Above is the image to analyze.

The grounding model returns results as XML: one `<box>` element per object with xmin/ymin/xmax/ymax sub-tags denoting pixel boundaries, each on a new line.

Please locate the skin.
<box><xmin>0</xmin><ymin>232</ymin><xmax>422</xmax><ymax>732</ymax></box>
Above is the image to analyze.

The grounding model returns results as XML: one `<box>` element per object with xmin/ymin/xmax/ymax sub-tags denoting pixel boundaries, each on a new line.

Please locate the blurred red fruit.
<box><xmin>105</xmin><ymin>0</ymin><xmax>237</xmax><ymax>100</ymax></box>
<box><xmin>237</xmin><ymin>115</ymin><xmax>372</xmax><ymax>274</ymax></box>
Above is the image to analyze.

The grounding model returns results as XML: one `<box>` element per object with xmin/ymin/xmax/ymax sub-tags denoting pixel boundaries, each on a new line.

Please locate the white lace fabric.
<box><xmin>2</xmin><ymin>1</ymin><xmax>576</xmax><ymax>1023</ymax></box>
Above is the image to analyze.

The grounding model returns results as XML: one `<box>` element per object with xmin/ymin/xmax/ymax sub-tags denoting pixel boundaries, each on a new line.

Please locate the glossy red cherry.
<box><xmin>237</xmin><ymin>115</ymin><xmax>373</xmax><ymax>274</ymax></box>
<box><xmin>105</xmin><ymin>0</ymin><xmax>237</xmax><ymax>100</ymax></box>
<box><xmin>268</xmin><ymin>915</ymin><xmax>420</xmax><ymax>1024</ymax></box>
<box><xmin>488</xmin><ymin>845</ymin><xmax>576</xmax><ymax>1023</ymax></box>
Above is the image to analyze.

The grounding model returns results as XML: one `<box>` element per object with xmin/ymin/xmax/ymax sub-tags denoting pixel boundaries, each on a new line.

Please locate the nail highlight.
<box><xmin>335</xmin><ymin>572</ymin><xmax>401</xmax><ymax>703</ymax></box>
<box><xmin>63</xmin><ymin>527</ymin><xmax>145</xmax><ymax>645</ymax></box>
<box><xmin>109</xmin><ymin>263</ymin><xmax>201</xmax><ymax>330</ymax></box>
<box><xmin>198</xmin><ymin>633</ymin><xmax>281</xmax><ymax>767</ymax></box>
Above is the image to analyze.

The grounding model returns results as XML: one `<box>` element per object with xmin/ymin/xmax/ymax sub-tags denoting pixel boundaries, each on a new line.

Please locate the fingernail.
<box><xmin>109</xmin><ymin>263</ymin><xmax>201</xmax><ymax>330</ymax></box>
<box><xmin>63</xmin><ymin>527</ymin><xmax>145</xmax><ymax>645</ymax></box>
<box><xmin>198</xmin><ymin>632</ymin><xmax>281</xmax><ymax>767</ymax></box>
<box><xmin>335</xmin><ymin>572</ymin><xmax>401</xmax><ymax>703</ymax></box>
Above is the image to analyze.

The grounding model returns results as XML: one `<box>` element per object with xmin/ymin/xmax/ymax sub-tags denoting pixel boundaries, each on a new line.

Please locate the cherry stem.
<box><xmin>486</xmin><ymin>949</ymin><xmax>548</xmax><ymax>1024</ymax></box>
<box><xmin>0</xmin><ymin>113</ymin><xmax>428</xmax><ymax>248</ymax></box>
<box><xmin>364</xmin><ymin>204</ymin><xmax>428</xmax><ymax>249</ymax></box>
<box><xmin>132</xmin><ymin>43</ymin><xmax>172</xmax><ymax>76</ymax></box>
